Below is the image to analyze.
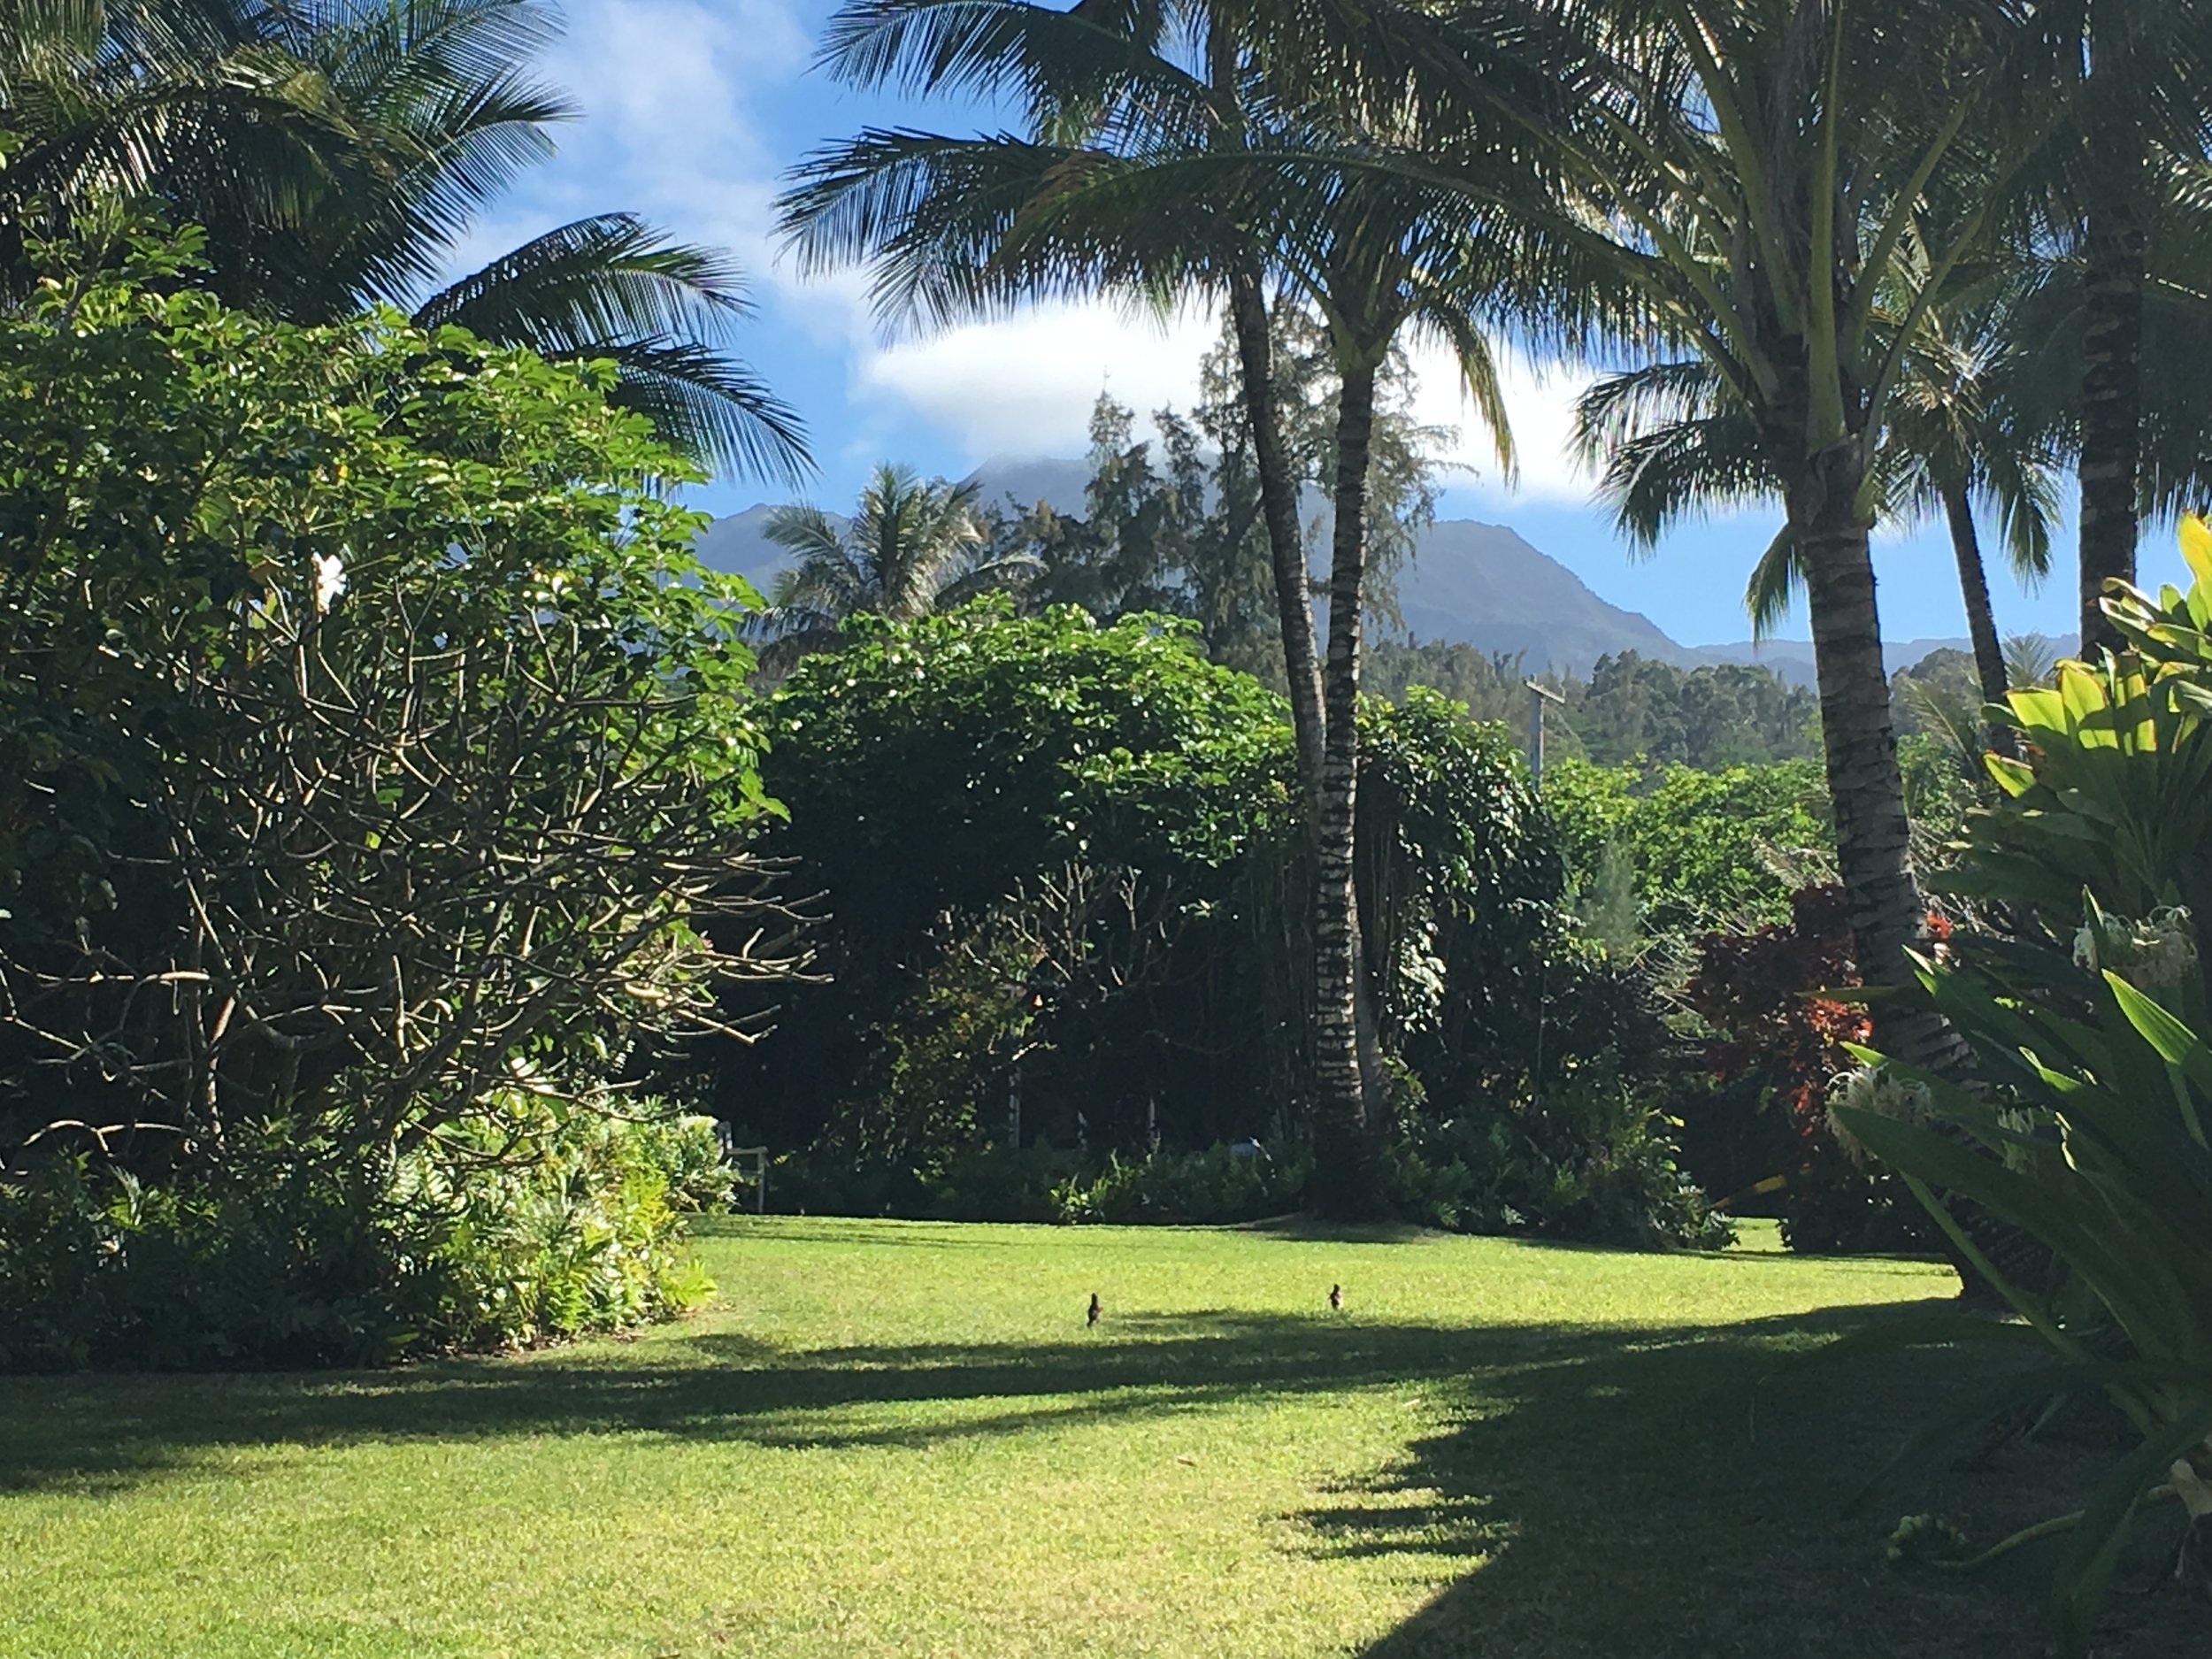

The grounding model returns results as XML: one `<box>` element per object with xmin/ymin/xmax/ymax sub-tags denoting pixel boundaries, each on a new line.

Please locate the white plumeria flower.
<box><xmin>311</xmin><ymin>551</ymin><xmax>348</xmax><ymax>614</ymax></box>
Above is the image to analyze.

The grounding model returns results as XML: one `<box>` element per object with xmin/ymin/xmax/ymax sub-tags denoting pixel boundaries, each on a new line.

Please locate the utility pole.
<box><xmin>1524</xmin><ymin>677</ymin><xmax>1567</xmax><ymax>781</ymax></box>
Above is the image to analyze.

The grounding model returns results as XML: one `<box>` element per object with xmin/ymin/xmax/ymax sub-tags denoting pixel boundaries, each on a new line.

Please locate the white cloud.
<box><xmin>435</xmin><ymin>0</ymin><xmax>806</xmax><ymax>286</ymax></box>
<box><xmin>854</xmin><ymin>301</ymin><xmax>1221</xmax><ymax>459</ymax></box>
<box><xmin>1405</xmin><ymin>341</ymin><xmax>1600</xmax><ymax>505</ymax></box>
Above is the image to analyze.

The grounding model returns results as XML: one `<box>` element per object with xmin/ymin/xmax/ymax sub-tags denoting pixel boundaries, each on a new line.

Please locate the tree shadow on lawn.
<box><xmin>4</xmin><ymin>1300</ymin><xmax>1939</xmax><ymax>1499</ymax></box>
<box><xmin>1313</xmin><ymin>1322</ymin><xmax>2202</xmax><ymax>1659</ymax></box>
<box><xmin>18</xmin><ymin>1290</ymin><xmax>2195</xmax><ymax>1652</ymax></box>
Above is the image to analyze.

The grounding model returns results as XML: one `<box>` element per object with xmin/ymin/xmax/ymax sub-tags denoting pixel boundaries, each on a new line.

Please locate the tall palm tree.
<box><xmin>747</xmin><ymin>465</ymin><xmax>1041</xmax><ymax>676</ymax></box>
<box><xmin>2008</xmin><ymin>1</ymin><xmax>2212</xmax><ymax>651</ymax></box>
<box><xmin>1370</xmin><ymin>0</ymin><xmax>2054</xmax><ymax>1066</ymax></box>
<box><xmin>0</xmin><ymin>0</ymin><xmax>808</xmax><ymax>480</ymax></box>
<box><xmin>1883</xmin><ymin>285</ymin><xmax>2060</xmax><ymax>720</ymax></box>
<box><xmin>783</xmin><ymin>0</ymin><xmax>1565</xmax><ymax>1210</ymax></box>
<box><xmin>791</xmin><ymin>0</ymin><xmax>1331</xmax><ymax>802</ymax></box>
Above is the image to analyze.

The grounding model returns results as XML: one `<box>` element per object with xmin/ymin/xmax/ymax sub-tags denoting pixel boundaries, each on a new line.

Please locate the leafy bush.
<box><xmin>0</xmin><ymin>233</ymin><xmax>792</xmax><ymax>1165</ymax></box>
<box><xmin>721</xmin><ymin>615</ymin><xmax>1647</xmax><ymax>1184</ymax></box>
<box><xmin>1683</xmin><ymin>885</ymin><xmax>1927</xmax><ymax>1254</ymax></box>
<box><xmin>0</xmin><ymin>1106</ymin><xmax>730</xmax><ymax>1371</ymax></box>
<box><xmin>1386</xmin><ymin>1063</ymin><xmax>1733</xmax><ymax>1249</ymax></box>
<box><xmin>1844</xmin><ymin>522</ymin><xmax>2212</xmax><ymax>1651</ymax></box>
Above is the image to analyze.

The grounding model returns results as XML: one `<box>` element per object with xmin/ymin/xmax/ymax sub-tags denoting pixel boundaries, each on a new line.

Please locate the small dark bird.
<box><xmin>1087</xmin><ymin>1292</ymin><xmax>1102</xmax><ymax>1327</ymax></box>
<box><xmin>1328</xmin><ymin>1284</ymin><xmax>1342</xmax><ymax>1311</ymax></box>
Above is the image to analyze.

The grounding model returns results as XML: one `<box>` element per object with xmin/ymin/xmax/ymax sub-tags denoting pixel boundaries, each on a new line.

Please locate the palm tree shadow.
<box><xmin>0</xmin><ymin>1302</ymin><xmax>1903</xmax><ymax>1498</ymax></box>
<box><xmin>1310</xmin><ymin>1309</ymin><xmax>2195</xmax><ymax>1659</ymax></box>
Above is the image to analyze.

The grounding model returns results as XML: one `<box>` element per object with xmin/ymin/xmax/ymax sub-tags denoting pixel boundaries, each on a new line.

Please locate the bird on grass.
<box><xmin>1087</xmin><ymin>1292</ymin><xmax>1102</xmax><ymax>1328</ymax></box>
<box><xmin>1328</xmin><ymin>1284</ymin><xmax>1342</xmax><ymax>1311</ymax></box>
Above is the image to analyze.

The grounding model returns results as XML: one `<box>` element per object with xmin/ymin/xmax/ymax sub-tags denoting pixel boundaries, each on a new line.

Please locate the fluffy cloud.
<box><xmin>853</xmin><ymin>301</ymin><xmax>1222</xmax><ymax>459</ymax></box>
<box><xmin>848</xmin><ymin>303</ymin><xmax>1619</xmax><ymax>491</ymax></box>
<box><xmin>442</xmin><ymin>0</ymin><xmax>804</xmax><ymax>281</ymax></box>
<box><xmin>1405</xmin><ymin>341</ymin><xmax>1601</xmax><ymax>505</ymax></box>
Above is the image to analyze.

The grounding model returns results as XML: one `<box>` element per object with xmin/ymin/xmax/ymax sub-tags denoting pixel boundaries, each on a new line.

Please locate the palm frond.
<box><xmin>1745</xmin><ymin>526</ymin><xmax>1806</xmax><ymax>642</ymax></box>
<box><xmin>415</xmin><ymin>216</ymin><xmax>811</xmax><ymax>481</ymax></box>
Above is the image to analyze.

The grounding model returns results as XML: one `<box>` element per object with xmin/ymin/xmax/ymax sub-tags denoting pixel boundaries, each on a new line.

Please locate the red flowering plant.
<box><xmin>1684</xmin><ymin>885</ymin><xmax>1934</xmax><ymax>1252</ymax></box>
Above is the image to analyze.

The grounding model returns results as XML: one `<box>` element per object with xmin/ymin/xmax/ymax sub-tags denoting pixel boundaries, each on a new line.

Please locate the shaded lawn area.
<box><xmin>0</xmin><ymin>1217</ymin><xmax>2198</xmax><ymax>1657</ymax></box>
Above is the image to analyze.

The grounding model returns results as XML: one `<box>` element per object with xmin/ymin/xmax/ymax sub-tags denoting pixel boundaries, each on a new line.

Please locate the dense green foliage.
<box><xmin>1544</xmin><ymin>757</ymin><xmax>1832</xmax><ymax>936</ymax></box>
<box><xmin>700</xmin><ymin>604</ymin><xmax>1711</xmax><ymax>1245</ymax></box>
<box><xmin>0</xmin><ymin>235</ymin><xmax>789</xmax><ymax>1365</ymax></box>
<box><xmin>0</xmin><ymin>1106</ymin><xmax>729</xmax><ymax>1371</ymax></box>
<box><xmin>1847</xmin><ymin>526</ymin><xmax>2212</xmax><ymax>1647</ymax></box>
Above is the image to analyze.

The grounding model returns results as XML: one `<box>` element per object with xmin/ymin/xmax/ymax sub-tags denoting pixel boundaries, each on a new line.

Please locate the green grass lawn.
<box><xmin>0</xmin><ymin>1217</ymin><xmax>2196</xmax><ymax>1658</ymax></box>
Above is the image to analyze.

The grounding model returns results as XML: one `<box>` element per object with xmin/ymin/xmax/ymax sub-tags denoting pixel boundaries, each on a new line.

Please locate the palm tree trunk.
<box><xmin>1940</xmin><ymin>479</ymin><xmax>2013</xmax><ymax>730</ymax></box>
<box><xmin>1803</xmin><ymin>491</ymin><xmax>1998</xmax><ymax>1297</ymax></box>
<box><xmin>1309</xmin><ymin>357</ymin><xmax>1381</xmax><ymax>1216</ymax></box>
<box><xmin>1229</xmin><ymin>271</ymin><xmax>1325</xmax><ymax>812</ymax></box>
<box><xmin>2078</xmin><ymin>196</ymin><xmax>2146</xmax><ymax>657</ymax></box>
<box><xmin>1797</xmin><ymin>495</ymin><xmax>1956</xmax><ymax>1071</ymax></box>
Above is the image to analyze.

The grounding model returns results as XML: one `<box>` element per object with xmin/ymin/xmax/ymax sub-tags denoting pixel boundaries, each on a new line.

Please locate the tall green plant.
<box><xmin>1844</xmin><ymin>519</ymin><xmax>2212</xmax><ymax>1650</ymax></box>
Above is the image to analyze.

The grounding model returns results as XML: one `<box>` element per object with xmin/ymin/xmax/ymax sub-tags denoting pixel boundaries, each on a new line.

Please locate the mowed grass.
<box><xmin>0</xmin><ymin>1217</ymin><xmax>2193</xmax><ymax>1658</ymax></box>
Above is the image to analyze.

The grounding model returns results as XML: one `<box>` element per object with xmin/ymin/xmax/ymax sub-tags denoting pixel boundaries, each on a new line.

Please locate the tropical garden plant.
<box><xmin>0</xmin><ymin>0</ymin><xmax>807</xmax><ymax>477</ymax></box>
<box><xmin>0</xmin><ymin>229</ymin><xmax>800</xmax><ymax>1365</ymax></box>
<box><xmin>1839</xmin><ymin>521</ymin><xmax>2212</xmax><ymax>1649</ymax></box>
<box><xmin>780</xmin><ymin>0</ymin><xmax>1609</xmax><ymax>1210</ymax></box>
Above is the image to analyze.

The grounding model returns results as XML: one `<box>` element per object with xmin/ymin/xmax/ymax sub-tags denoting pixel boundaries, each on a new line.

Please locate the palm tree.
<box><xmin>1376</xmin><ymin>0</ymin><xmax>2053</xmax><ymax>1066</ymax></box>
<box><xmin>747</xmin><ymin>465</ymin><xmax>1041</xmax><ymax>676</ymax></box>
<box><xmin>0</xmin><ymin>0</ymin><xmax>808</xmax><ymax>480</ymax></box>
<box><xmin>783</xmin><ymin>0</ymin><xmax>1563</xmax><ymax>1210</ymax></box>
<box><xmin>2008</xmin><ymin>1</ymin><xmax>2212</xmax><ymax>652</ymax></box>
<box><xmin>789</xmin><ymin>0</ymin><xmax>1332</xmax><ymax>803</ymax></box>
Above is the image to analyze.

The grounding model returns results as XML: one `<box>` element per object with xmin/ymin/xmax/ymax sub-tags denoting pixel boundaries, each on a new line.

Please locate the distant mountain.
<box><xmin>688</xmin><ymin>456</ymin><xmax>2007</xmax><ymax>680</ymax></box>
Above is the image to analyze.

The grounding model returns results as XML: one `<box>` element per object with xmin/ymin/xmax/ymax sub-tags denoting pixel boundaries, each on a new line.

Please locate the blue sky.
<box><xmin>469</xmin><ymin>0</ymin><xmax>2191</xmax><ymax>649</ymax></box>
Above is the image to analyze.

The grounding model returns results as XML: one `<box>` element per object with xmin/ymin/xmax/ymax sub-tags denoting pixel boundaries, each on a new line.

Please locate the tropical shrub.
<box><xmin>1051</xmin><ymin>1142</ymin><xmax>1313</xmax><ymax>1226</ymax></box>
<box><xmin>0</xmin><ymin>1106</ymin><xmax>730</xmax><ymax>1371</ymax></box>
<box><xmin>1682</xmin><ymin>885</ymin><xmax>1926</xmax><ymax>1254</ymax></box>
<box><xmin>0</xmin><ymin>231</ymin><xmax>789</xmax><ymax>1366</ymax></box>
<box><xmin>1386</xmin><ymin>1061</ymin><xmax>1733</xmax><ymax>1248</ymax></box>
<box><xmin>1845</xmin><ymin>523</ymin><xmax>2212</xmax><ymax>1650</ymax></box>
<box><xmin>711</xmin><ymin>615</ymin><xmax>1712</xmax><ymax>1245</ymax></box>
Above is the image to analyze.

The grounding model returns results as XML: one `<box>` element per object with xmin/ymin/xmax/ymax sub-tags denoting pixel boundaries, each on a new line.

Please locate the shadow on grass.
<box><xmin>3</xmin><ymin>1299</ymin><xmax>1942</xmax><ymax>1500</ymax></box>
<box><xmin>1310</xmin><ymin>1322</ymin><xmax>2199</xmax><ymax>1659</ymax></box>
<box><xmin>16</xmin><ymin>1274</ymin><xmax>2192</xmax><ymax>1654</ymax></box>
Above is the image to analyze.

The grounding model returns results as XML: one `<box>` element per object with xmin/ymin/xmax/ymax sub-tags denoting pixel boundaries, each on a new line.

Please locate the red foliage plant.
<box><xmin>1684</xmin><ymin>886</ymin><xmax>1954</xmax><ymax>1251</ymax></box>
<box><xmin>1684</xmin><ymin>884</ymin><xmax>1868</xmax><ymax>1139</ymax></box>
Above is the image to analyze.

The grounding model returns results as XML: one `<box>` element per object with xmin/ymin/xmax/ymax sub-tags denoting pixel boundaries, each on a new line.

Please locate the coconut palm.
<box><xmin>747</xmin><ymin>465</ymin><xmax>1041</xmax><ymax>676</ymax></box>
<box><xmin>1372</xmin><ymin>0</ymin><xmax>2062</xmax><ymax>1066</ymax></box>
<box><xmin>783</xmin><ymin>0</ymin><xmax>1583</xmax><ymax>1209</ymax></box>
<box><xmin>789</xmin><ymin>0</ymin><xmax>1333</xmax><ymax>800</ymax></box>
<box><xmin>0</xmin><ymin>0</ymin><xmax>808</xmax><ymax>480</ymax></box>
<box><xmin>2006</xmin><ymin>1</ymin><xmax>2212</xmax><ymax>650</ymax></box>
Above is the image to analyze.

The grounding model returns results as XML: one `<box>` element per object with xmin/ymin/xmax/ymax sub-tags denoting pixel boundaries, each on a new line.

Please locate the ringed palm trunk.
<box><xmin>1793</xmin><ymin>470</ymin><xmax>1955</xmax><ymax>1069</ymax></box>
<box><xmin>1801</xmin><ymin>472</ymin><xmax>1998</xmax><ymax>1297</ymax></box>
<box><xmin>2078</xmin><ymin>195</ymin><xmax>2147</xmax><ymax>657</ymax></box>
<box><xmin>1228</xmin><ymin>269</ymin><xmax>1326</xmax><ymax>811</ymax></box>
<box><xmin>1308</xmin><ymin>356</ymin><xmax>1382</xmax><ymax>1217</ymax></box>
<box><xmin>1939</xmin><ymin>477</ymin><xmax>2016</xmax><ymax>757</ymax></box>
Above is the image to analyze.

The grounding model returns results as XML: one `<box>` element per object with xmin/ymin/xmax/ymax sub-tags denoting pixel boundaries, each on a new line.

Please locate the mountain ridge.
<box><xmin>691</xmin><ymin>456</ymin><xmax>2005</xmax><ymax>684</ymax></box>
